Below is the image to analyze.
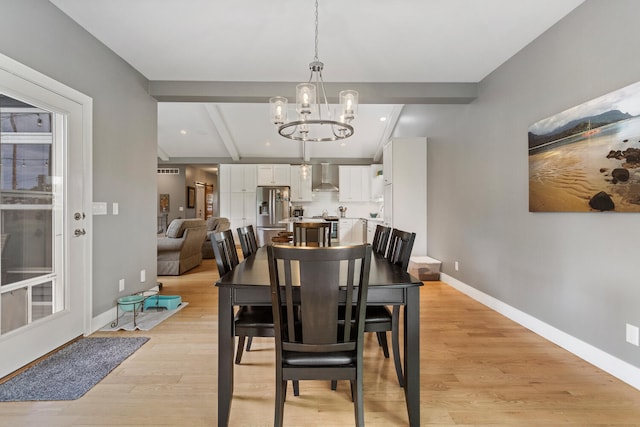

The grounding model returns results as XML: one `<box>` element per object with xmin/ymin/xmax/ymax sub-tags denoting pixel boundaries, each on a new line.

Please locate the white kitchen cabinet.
<box><xmin>339</xmin><ymin>218</ymin><xmax>366</xmax><ymax>244</ymax></box>
<box><xmin>338</xmin><ymin>166</ymin><xmax>370</xmax><ymax>202</ymax></box>
<box><xmin>370</xmin><ymin>164</ymin><xmax>384</xmax><ymax>202</ymax></box>
<box><xmin>219</xmin><ymin>164</ymin><xmax>257</xmax><ymax>239</ymax></box>
<box><xmin>227</xmin><ymin>164</ymin><xmax>257</xmax><ymax>192</ymax></box>
<box><xmin>229</xmin><ymin>191</ymin><xmax>256</xmax><ymax>235</ymax></box>
<box><xmin>382</xmin><ymin>142</ymin><xmax>393</xmax><ymax>185</ymax></box>
<box><xmin>257</xmin><ymin>164</ymin><xmax>290</xmax><ymax>186</ymax></box>
<box><xmin>290</xmin><ymin>165</ymin><xmax>313</xmax><ymax>202</ymax></box>
<box><xmin>382</xmin><ymin>137</ymin><xmax>427</xmax><ymax>256</ymax></box>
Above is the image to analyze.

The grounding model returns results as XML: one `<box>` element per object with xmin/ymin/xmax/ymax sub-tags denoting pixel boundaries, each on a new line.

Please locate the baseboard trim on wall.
<box><xmin>440</xmin><ymin>273</ymin><xmax>640</xmax><ymax>392</ymax></box>
<box><xmin>90</xmin><ymin>307</ymin><xmax>117</xmax><ymax>334</ymax></box>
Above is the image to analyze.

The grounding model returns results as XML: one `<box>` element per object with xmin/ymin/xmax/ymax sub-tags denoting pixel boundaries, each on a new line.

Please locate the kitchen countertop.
<box><xmin>364</xmin><ymin>217</ymin><xmax>383</xmax><ymax>222</ymax></box>
<box><xmin>278</xmin><ymin>217</ymin><xmax>327</xmax><ymax>224</ymax></box>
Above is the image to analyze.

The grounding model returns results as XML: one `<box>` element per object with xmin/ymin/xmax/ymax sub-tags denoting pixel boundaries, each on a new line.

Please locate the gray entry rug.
<box><xmin>0</xmin><ymin>337</ymin><xmax>149</xmax><ymax>401</ymax></box>
<box><xmin>100</xmin><ymin>302</ymin><xmax>188</xmax><ymax>331</ymax></box>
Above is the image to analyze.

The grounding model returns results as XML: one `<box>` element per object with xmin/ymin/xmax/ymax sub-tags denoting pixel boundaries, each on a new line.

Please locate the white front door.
<box><xmin>0</xmin><ymin>54</ymin><xmax>91</xmax><ymax>378</ymax></box>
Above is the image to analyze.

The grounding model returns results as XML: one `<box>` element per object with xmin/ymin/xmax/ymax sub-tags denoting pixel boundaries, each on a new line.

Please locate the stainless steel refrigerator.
<box><xmin>256</xmin><ymin>186</ymin><xmax>290</xmax><ymax>246</ymax></box>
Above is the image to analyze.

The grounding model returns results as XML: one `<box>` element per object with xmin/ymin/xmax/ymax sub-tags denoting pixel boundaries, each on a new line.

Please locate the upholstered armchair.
<box><xmin>157</xmin><ymin>218</ymin><xmax>207</xmax><ymax>275</ymax></box>
<box><xmin>201</xmin><ymin>217</ymin><xmax>231</xmax><ymax>259</ymax></box>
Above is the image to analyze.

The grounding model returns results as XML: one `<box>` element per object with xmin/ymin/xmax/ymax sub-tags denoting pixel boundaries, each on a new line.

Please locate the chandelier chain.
<box><xmin>313</xmin><ymin>0</ymin><xmax>319</xmax><ymax>62</ymax></box>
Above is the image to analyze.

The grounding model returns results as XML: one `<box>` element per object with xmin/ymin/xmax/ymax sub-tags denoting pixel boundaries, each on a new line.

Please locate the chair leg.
<box><xmin>330</xmin><ymin>380</ymin><xmax>337</xmax><ymax>390</ymax></box>
<box><xmin>392</xmin><ymin>305</ymin><xmax>405</xmax><ymax>387</ymax></box>
<box><xmin>293</xmin><ymin>380</ymin><xmax>300</xmax><ymax>396</ymax></box>
<box><xmin>354</xmin><ymin>377</ymin><xmax>364</xmax><ymax>427</ymax></box>
<box><xmin>246</xmin><ymin>336</ymin><xmax>253</xmax><ymax>351</ymax></box>
<box><xmin>376</xmin><ymin>331</ymin><xmax>390</xmax><ymax>358</ymax></box>
<box><xmin>275</xmin><ymin>378</ymin><xmax>286</xmax><ymax>427</ymax></box>
<box><xmin>235</xmin><ymin>335</ymin><xmax>246</xmax><ymax>365</ymax></box>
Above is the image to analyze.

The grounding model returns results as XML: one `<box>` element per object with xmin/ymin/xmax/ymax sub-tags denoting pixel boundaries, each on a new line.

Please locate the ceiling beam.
<box><xmin>149</xmin><ymin>81</ymin><xmax>477</xmax><ymax>104</ymax></box>
<box><xmin>203</xmin><ymin>104</ymin><xmax>240</xmax><ymax>161</ymax></box>
<box><xmin>157</xmin><ymin>145</ymin><xmax>170</xmax><ymax>161</ymax></box>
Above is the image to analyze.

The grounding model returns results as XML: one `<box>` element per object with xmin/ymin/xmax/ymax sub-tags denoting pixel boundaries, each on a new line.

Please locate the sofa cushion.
<box><xmin>166</xmin><ymin>220</ymin><xmax>185</xmax><ymax>238</ymax></box>
<box><xmin>205</xmin><ymin>217</ymin><xmax>220</xmax><ymax>232</ymax></box>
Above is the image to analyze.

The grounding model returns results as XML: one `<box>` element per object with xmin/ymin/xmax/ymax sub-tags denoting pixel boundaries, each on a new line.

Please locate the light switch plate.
<box><xmin>626</xmin><ymin>323</ymin><xmax>639</xmax><ymax>346</ymax></box>
<box><xmin>92</xmin><ymin>202</ymin><xmax>107</xmax><ymax>215</ymax></box>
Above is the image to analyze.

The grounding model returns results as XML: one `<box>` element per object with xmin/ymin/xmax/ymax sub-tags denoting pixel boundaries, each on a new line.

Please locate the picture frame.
<box><xmin>159</xmin><ymin>193</ymin><xmax>170</xmax><ymax>213</ymax></box>
<box><xmin>187</xmin><ymin>186</ymin><xmax>195</xmax><ymax>209</ymax></box>
<box><xmin>528</xmin><ymin>80</ymin><xmax>640</xmax><ymax>212</ymax></box>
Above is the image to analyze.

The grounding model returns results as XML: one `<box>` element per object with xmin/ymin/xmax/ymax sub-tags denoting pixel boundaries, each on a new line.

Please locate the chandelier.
<box><xmin>269</xmin><ymin>0</ymin><xmax>358</xmax><ymax>142</ymax></box>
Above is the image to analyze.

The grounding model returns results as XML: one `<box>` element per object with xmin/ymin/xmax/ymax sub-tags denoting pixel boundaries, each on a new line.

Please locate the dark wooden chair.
<box><xmin>293</xmin><ymin>221</ymin><xmax>331</xmax><ymax>247</ymax></box>
<box><xmin>267</xmin><ymin>244</ymin><xmax>372</xmax><ymax>427</ymax></box>
<box><xmin>211</xmin><ymin>230</ymin><xmax>275</xmax><ymax>367</ymax></box>
<box><xmin>371</xmin><ymin>224</ymin><xmax>391</xmax><ymax>255</ymax></box>
<box><xmin>383</xmin><ymin>228</ymin><xmax>416</xmax><ymax>387</ymax></box>
<box><xmin>336</xmin><ymin>224</ymin><xmax>396</xmax><ymax>389</ymax></box>
<box><xmin>237</xmin><ymin>225</ymin><xmax>258</xmax><ymax>259</ymax></box>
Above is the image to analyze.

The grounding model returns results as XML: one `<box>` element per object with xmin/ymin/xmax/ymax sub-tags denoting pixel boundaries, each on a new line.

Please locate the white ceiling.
<box><xmin>50</xmin><ymin>0</ymin><xmax>585</xmax><ymax>162</ymax></box>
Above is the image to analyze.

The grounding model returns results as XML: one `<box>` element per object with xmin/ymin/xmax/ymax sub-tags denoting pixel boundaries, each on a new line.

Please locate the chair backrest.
<box><xmin>211</xmin><ymin>229</ymin><xmax>239</xmax><ymax>276</ymax></box>
<box><xmin>385</xmin><ymin>228</ymin><xmax>416</xmax><ymax>271</ymax></box>
<box><xmin>293</xmin><ymin>222</ymin><xmax>331</xmax><ymax>247</ymax></box>
<box><xmin>371</xmin><ymin>224</ymin><xmax>391</xmax><ymax>255</ymax></box>
<box><xmin>267</xmin><ymin>244</ymin><xmax>372</xmax><ymax>354</ymax></box>
<box><xmin>237</xmin><ymin>225</ymin><xmax>258</xmax><ymax>258</ymax></box>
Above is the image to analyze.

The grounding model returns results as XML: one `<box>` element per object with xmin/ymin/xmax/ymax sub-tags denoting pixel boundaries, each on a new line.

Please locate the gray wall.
<box><xmin>0</xmin><ymin>0</ymin><xmax>158</xmax><ymax>315</ymax></box>
<box><xmin>394</xmin><ymin>0</ymin><xmax>640</xmax><ymax>368</ymax></box>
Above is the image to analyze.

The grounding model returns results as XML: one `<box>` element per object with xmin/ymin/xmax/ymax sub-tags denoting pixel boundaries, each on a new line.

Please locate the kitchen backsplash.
<box><xmin>291</xmin><ymin>191</ymin><xmax>383</xmax><ymax>219</ymax></box>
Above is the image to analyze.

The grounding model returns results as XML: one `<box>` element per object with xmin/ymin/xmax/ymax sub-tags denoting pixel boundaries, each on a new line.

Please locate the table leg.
<box><xmin>404</xmin><ymin>286</ymin><xmax>421</xmax><ymax>426</ymax></box>
<box><xmin>218</xmin><ymin>287</ymin><xmax>234</xmax><ymax>427</ymax></box>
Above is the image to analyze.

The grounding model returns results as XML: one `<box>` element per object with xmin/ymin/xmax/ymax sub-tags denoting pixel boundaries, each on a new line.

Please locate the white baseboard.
<box><xmin>90</xmin><ymin>307</ymin><xmax>117</xmax><ymax>334</ymax></box>
<box><xmin>440</xmin><ymin>273</ymin><xmax>640</xmax><ymax>392</ymax></box>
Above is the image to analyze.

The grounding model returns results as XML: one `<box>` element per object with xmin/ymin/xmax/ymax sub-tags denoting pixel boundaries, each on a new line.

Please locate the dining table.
<box><xmin>215</xmin><ymin>245</ymin><xmax>423</xmax><ymax>426</ymax></box>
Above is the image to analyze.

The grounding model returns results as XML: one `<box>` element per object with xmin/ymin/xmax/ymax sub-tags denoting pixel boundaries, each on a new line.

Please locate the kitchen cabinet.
<box><xmin>219</xmin><ymin>164</ymin><xmax>257</xmax><ymax>239</ymax></box>
<box><xmin>220</xmin><ymin>165</ymin><xmax>256</xmax><ymax>193</ymax></box>
<box><xmin>382</xmin><ymin>143</ymin><xmax>393</xmax><ymax>185</ymax></box>
<box><xmin>382</xmin><ymin>137</ymin><xmax>427</xmax><ymax>256</ymax></box>
<box><xmin>370</xmin><ymin>164</ymin><xmax>384</xmax><ymax>202</ymax></box>
<box><xmin>338</xmin><ymin>166</ymin><xmax>370</xmax><ymax>202</ymax></box>
<box><xmin>229</xmin><ymin>191</ymin><xmax>256</xmax><ymax>235</ymax></box>
<box><xmin>257</xmin><ymin>164</ymin><xmax>290</xmax><ymax>186</ymax></box>
<box><xmin>339</xmin><ymin>218</ymin><xmax>366</xmax><ymax>244</ymax></box>
<box><xmin>290</xmin><ymin>165</ymin><xmax>313</xmax><ymax>202</ymax></box>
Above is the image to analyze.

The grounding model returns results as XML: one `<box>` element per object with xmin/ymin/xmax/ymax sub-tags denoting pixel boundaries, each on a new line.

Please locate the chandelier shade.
<box><xmin>269</xmin><ymin>0</ymin><xmax>358</xmax><ymax>143</ymax></box>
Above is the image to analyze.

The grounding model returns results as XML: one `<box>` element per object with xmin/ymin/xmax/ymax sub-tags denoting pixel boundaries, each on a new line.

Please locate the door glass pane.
<box><xmin>0</xmin><ymin>94</ymin><xmax>60</xmax><ymax>335</ymax></box>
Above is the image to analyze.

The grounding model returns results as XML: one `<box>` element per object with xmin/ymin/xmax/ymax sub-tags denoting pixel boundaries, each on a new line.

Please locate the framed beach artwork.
<box><xmin>529</xmin><ymin>81</ymin><xmax>640</xmax><ymax>212</ymax></box>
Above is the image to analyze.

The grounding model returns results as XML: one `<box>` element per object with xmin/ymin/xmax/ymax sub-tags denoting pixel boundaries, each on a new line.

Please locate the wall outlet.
<box><xmin>119</xmin><ymin>278</ymin><xmax>125</xmax><ymax>292</ymax></box>
<box><xmin>454</xmin><ymin>261</ymin><xmax>459</xmax><ymax>271</ymax></box>
<box><xmin>626</xmin><ymin>323</ymin><xmax>639</xmax><ymax>346</ymax></box>
<box><xmin>112</xmin><ymin>202</ymin><xmax>119</xmax><ymax>215</ymax></box>
<box><xmin>140</xmin><ymin>269</ymin><xmax>146</xmax><ymax>282</ymax></box>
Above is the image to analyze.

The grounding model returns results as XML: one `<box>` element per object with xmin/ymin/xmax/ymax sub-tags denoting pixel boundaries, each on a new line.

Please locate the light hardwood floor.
<box><xmin>1</xmin><ymin>258</ymin><xmax>640</xmax><ymax>426</ymax></box>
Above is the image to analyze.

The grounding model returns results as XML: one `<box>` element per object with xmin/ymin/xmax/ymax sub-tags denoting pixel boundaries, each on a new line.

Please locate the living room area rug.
<box><xmin>100</xmin><ymin>302</ymin><xmax>188</xmax><ymax>331</ymax></box>
<box><xmin>0</xmin><ymin>337</ymin><xmax>149</xmax><ymax>401</ymax></box>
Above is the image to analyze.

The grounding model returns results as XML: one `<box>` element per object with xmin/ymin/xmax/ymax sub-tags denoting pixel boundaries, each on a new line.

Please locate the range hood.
<box><xmin>313</xmin><ymin>162</ymin><xmax>339</xmax><ymax>192</ymax></box>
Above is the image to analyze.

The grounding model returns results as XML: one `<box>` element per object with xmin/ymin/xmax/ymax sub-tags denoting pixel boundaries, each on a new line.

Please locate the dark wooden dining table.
<box><xmin>215</xmin><ymin>245</ymin><xmax>423</xmax><ymax>426</ymax></box>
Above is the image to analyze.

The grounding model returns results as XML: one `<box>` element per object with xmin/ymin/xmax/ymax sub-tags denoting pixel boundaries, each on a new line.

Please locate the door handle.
<box><xmin>74</xmin><ymin>228</ymin><xmax>86</xmax><ymax>237</ymax></box>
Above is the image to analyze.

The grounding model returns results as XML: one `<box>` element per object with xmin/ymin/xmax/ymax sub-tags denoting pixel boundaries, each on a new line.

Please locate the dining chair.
<box><xmin>371</xmin><ymin>224</ymin><xmax>391</xmax><ymax>255</ymax></box>
<box><xmin>237</xmin><ymin>225</ymin><xmax>258</xmax><ymax>259</ymax></box>
<box><xmin>335</xmin><ymin>224</ymin><xmax>394</xmax><ymax>389</ymax></box>
<box><xmin>293</xmin><ymin>221</ymin><xmax>331</xmax><ymax>247</ymax></box>
<box><xmin>267</xmin><ymin>244</ymin><xmax>372</xmax><ymax>427</ymax></box>
<box><xmin>383</xmin><ymin>228</ymin><xmax>416</xmax><ymax>387</ymax></box>
<box><xmin>211</xmin><ymin>230</ymin><xmax>275</xmax><ymax>366</ymax></box>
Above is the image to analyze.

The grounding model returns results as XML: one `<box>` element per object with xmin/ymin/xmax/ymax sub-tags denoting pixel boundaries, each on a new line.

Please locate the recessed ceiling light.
<box><xmin>379</xmin><ymin>117</ymin><xmax>387</xmax><ymax>122</ymax></box>
<box><xmin>180</xmin><ymin>129</ymin><xmax>187</xmax><ymax>135</ymax></box>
